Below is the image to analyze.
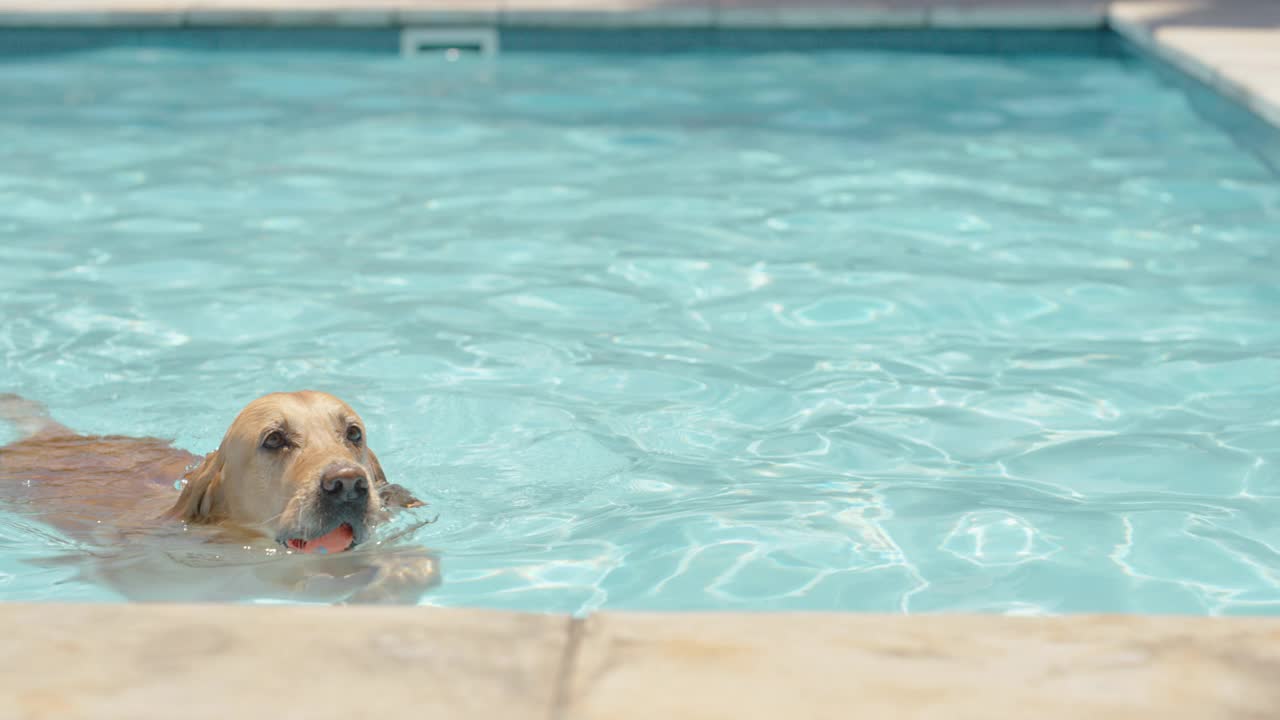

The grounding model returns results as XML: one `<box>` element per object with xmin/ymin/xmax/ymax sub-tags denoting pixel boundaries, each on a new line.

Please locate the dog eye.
<box><xmin>346</xmin><ymin>425</ymin><xmax>363</xmax><ymax>445</ymax></box>
<box><xmin>262</xmin><ymin>431</ymin><xmax>287</xmax><ymax>450</ymax></box>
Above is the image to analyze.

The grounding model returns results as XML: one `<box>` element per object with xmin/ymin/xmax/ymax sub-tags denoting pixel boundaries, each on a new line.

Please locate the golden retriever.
<box><xmin>0</xmin><ymin>391</ymin><xmax>438</xmax><ymax>604</ymax></box>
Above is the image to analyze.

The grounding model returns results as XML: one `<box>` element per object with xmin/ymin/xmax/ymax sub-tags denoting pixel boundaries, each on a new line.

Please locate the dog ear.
<box><xmin>164</xmin><ymin>450</ymin><xmax>225</xmax><ymax>522</ymax></box>
<box><xmin>368</xmin><ymin>447</ymin><xmax>426</xmax><ymax>509</ymax></box>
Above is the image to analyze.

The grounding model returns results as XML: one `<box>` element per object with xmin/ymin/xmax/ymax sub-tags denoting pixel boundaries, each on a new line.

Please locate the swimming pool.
<box><xmin>1</xmin><ymin>38</ymin><xmax>1279</xmax><ymax>615</ymax></box>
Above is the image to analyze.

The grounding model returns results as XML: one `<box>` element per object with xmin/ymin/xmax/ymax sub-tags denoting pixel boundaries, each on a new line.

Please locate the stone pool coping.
<box><xmin>0</xmin><ymin>1</ymin><xmax>1277</xmax><ymax>130</ymax></box>
<box><xmin>4</xmin><ymin>603</ymin><xmax>1280</xmax><ymax>719</ymax></box>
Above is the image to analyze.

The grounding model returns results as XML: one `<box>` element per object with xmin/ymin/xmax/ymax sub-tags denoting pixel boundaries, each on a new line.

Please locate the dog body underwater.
<box><xmin>0</xmin><ymin>391</ymin><xmax>437</xmax><ymax>604</ymax></box>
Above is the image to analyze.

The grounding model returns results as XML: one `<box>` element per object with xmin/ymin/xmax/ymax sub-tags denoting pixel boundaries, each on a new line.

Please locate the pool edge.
<box><xmin>0</xmin><ymin>1</ymin><xmax>1275</xmax><ymax>135</ymax></box>
<box><xmin>1108</xmin><ymin>1</ymin><xmax>1280</xmax><ymax>136</ymax></box>
<box><xmin>3</xmin><ymin>602</ymin><xmax>1279</xmax><ymax>718</ymax></box>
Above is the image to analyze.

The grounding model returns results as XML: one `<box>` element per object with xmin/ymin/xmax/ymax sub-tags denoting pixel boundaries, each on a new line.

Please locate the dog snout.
<box><xmin>319</xmin><ymin>465</ymin><xmax>369</xmax><ymax>503</ymax></box>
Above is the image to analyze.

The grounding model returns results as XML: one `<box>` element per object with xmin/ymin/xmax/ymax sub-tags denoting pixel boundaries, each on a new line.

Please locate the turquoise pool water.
<box><xmin>1</xmin><ymin>45</ymin><xmax>1279</xmax><ymax>614</ymax></box>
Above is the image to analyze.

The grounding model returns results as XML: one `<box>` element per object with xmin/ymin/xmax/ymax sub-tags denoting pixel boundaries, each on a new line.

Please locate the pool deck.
<box><xmin>5</xmin><ymin>603</ymin><xmax>1280</xmax><ymax>719</ymax></box>
<box><xmin>2</xmin><ymin>1</ymin><xmax>1280</xmax><ymax>718</ymax></box>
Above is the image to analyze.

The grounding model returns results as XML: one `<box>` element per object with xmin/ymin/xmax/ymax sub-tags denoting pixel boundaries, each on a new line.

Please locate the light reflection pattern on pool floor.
<box><xmin>1</xmin><ymin>47</ymin><xmax>1279</xmax><ymax>614</ymax></box>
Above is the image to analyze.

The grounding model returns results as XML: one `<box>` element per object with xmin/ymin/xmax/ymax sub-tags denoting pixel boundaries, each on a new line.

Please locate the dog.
<box><xmin>0</xmin><ymin>391</ymin><xmax>438</xmax><ymax>604</ymax></box>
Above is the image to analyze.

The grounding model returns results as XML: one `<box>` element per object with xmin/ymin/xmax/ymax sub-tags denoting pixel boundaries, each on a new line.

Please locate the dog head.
<box><xmin>167</xmin><ymin>391</ymin><xmax>423</xmax><ymax>553</ymax></box>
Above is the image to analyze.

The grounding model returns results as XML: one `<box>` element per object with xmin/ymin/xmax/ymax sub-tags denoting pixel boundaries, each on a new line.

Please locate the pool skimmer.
<box><xmin>400</xmin><ymin>28</ymin><xmax>499</xmax><ymax>59</ymax></box>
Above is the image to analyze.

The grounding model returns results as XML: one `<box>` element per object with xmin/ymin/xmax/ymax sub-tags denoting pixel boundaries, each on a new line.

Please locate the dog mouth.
<box><xmin>283</xmin><ymin>523</ymin><xmax>357</xmax><ymax>554</ymax></box>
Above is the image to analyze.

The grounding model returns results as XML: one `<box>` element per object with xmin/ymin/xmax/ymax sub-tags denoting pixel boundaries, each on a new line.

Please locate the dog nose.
<box><xmin>320</xmin><ymin>467</ymin><xmax>369</xmax><ymax>503</ymax></box>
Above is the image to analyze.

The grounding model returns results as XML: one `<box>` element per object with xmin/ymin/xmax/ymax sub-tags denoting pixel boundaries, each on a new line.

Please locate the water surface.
<box><xmin>1</xmin><ymin>47</ymin><xmax>1279</xmax><ymax>614</ymax></box>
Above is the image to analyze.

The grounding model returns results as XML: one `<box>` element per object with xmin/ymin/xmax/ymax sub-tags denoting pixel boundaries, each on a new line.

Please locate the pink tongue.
<box><xmin>290</xmin><ymin>524</ymin><xmax>354</xmax><ymax>554</ymax></box>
